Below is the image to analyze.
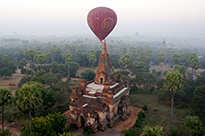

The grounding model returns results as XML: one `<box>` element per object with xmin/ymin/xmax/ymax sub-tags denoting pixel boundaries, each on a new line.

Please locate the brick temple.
<box><xmin>68</xmin><ymin>41</ymin><xmax>130</xmax><ymax>132</ymax></box>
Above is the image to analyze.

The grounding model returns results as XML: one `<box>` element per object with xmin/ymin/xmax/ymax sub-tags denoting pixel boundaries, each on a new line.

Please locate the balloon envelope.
<box><xmin>87</xmin><ymin>7</ymin><xmax>117</xmax><ymax>41</ymax></box>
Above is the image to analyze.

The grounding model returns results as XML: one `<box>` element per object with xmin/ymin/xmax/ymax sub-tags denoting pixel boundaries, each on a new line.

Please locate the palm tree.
<box><xmin>64</xmin><ymin>54</ymin><xmax>73</xmax><ymax>77</ymax></box>
<box><xmin>0</xmin><ymin>87</ymin><xmax>13</xmax><ymax>132</ymax></box>
<box><xmin>164</xmin><ymin>71</ymin><xmax>183</xmax><ymax>131</ymax></box>
<box><xmin>15</xmin><ymin>84</ymin><xmax>43</xmax><ymax>133</ymax></box>
<box><xmin>188</xmin><ymin>54</ymin><xmax>200</xmax><ymax>79</ymax></box>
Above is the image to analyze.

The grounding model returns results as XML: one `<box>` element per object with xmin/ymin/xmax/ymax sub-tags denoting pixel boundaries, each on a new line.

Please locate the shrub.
<box><xmin>114</xmin><ymin>70</ymin><xmax>130</xmax><ymax>76</ymax></box>
<box><xmin>80</xmin><ymin>70</ymin><xmax>95</xmax><ymax>81</ymax></box>
<box><xmin>83</xmin><ymin>126</ymin><xmax>93</xmax><ymax>136</ymax></box>
<box><xmin>166</xmin><ymin>128</ymin><xmax>180</xmax><ymax>136</ymax></box>
<box><xmin>163</xmin><ymin>70</ymin><xmax>168</xmax><ymax>76</ymax></box>
<box><xmin>25</xmin><ymin>70</ymin><xmax>32</xmax><ymax>74</ymax></box>
<box><xmin>64</xmin><ymin>125</ymin><xmax>71</xmax><ymax>133</ymax></box>
<box><xmin>138</xmin><ymin>111</ymin><xmax>145</xmax><ymax>120</ymax></box>
<box><xmin>0</xmin><ymin>128</ymin><xmax>11</xmax><ymax>136</ymax></box>
<box><xmin>21</xmin><ymin>68</ymin><xmax>27</xmax><ymax>74</ymax></box>
<box><xmin>142</xmin><ymin>105</ymin><xmax>147</xmax><ymax>111</ymax></box>
<box><xmin>123</xmin><ymin>129</ymin><xmax>132</xmax><ymax>136</ymax></box>
<box><xmin>70</xmin><ymin>123</ymin><xmax>78</xmax><ymax>130</ymax></box>
<box><xmin>152</xmin><ymin>69</ymin><xmax>157</xmax><ymax>74</ymax></box>
<box><xmin>134</xmin><ymin>119</ymin><xmax>141</xmax><ymax>128</ymax></box>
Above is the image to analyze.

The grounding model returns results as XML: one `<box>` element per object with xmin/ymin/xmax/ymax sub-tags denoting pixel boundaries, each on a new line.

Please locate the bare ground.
<box><xmin>0</xmin><ymin>69</ymin><xmax>26</xmax><ymax>95</ymax></box>
<box><xmin>0</xmin><ymin>124</ymin><xmax>21</xmax><ymax>136</ymax></box>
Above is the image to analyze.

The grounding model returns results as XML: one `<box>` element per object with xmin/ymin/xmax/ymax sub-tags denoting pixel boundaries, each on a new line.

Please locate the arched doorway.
<box><xmin>100</xmin><ymin>78</ymin><xmax>103</xmax><ymax>84</ymax></box>
<box><xmin>80</xmin><ymin>116</ymin><xmax>85</xmax><ymax>127</ymax></box>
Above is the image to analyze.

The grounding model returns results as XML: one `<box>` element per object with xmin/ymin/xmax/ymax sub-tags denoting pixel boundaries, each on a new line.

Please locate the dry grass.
<box><xmin>130</xmin><ymin>94</ymin><xmax>191</xmax><ymax>135</ymax></box>
<box><xmin>0</xmin><ymin>71</ymin><xmax>26</xmax><ymax>95</ymax></box>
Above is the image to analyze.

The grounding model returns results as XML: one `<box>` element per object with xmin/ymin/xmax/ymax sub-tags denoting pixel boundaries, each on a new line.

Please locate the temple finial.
<box><xmin>102</xmin><ymin>40</ymin><xmax>107</xmax><ymax>54</ymax></box>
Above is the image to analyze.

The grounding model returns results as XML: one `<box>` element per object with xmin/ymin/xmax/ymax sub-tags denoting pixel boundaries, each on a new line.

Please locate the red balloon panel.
<box><xmin>87</xmin><ymin>7</ymin><xmax>117</xmax><ymax>41</ymax></box>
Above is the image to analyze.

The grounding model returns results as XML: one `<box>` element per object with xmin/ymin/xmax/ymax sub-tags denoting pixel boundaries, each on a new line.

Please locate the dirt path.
<box><xmin>0</xmin><ymin>124</ymin><xmax>20</xmax><ymax>136</ymax></box>
<box><xmin>113</xmin><ymin>106</ymin><xmax>143</xmax><ymax>131</ymax></box>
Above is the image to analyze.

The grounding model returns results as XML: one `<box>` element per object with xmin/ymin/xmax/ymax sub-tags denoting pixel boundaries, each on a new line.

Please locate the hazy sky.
<box><xmin>1</xmin><ymin>0</ymin><xmax>205</xmax><ymax>36</ymax></box>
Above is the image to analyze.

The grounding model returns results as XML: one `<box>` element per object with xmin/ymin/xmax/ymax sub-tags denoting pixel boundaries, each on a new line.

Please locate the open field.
<box><xmin>0</xmin><ymin>70</ymin><xmax>26</xmax><ymax>95</ymax></box>
<box><xmin>130</xmin><ymin>94</ymin><xmax>191</xmax><ymax>135</ymax></box>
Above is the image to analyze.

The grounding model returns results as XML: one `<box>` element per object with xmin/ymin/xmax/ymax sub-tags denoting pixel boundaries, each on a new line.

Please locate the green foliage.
<box><xmin>123</xmin><ymin>129</ymin><xmax>132</xmax><ymax>136</ymax></box>
<box><xmin>152</xmin><ymin>69</ymin><xmax>157</xmax><ymax>74</ymax></box>
<box><xmin>83</xmin><ymin>126</ymin><xmax>93</xmax><ymax>136</ymax></box>
<box><xmin>21</xmin><ymin>112</ymin><xmax>67</xmax><ymax>136</ymax></box>
<box><xmin>138</xmin><ymin>111</ymin><xmax>146</xmax><ymax>120</ymax></box>
<box><xmin>0</xmin><ymin>67</ymin><xmax>12</xmax><ymax>78</ymax></box>
<box><xmin>196</xmin><ymin>76</ymin><xmax>205</xmax><ymax>86</ymax></box>
<box><xmin>164</xmin><ymin>71</ymin><xmax>183</xmax><ymax>93</ymax></box>
<box><xmin>155</xmin><ymin>71</ymin><xmax>162</xmax><ymax>77</ymax></box>
<box><xmin>18</xmin><ymin>76</ymin><xmax>31</xmax><ymax>87</ymax></box>
<box><xmin>134</xmin><ymin>119</ymin><xmax>142</xmax><ymax>128</ymax></box>
<box><xmin>114</xmin><ymin>70</ymin><xmax>130</xmax><ymax>76</ymax></box>
<box><xmin>46</xmin><ymin>112</ymin><xmax>67</xmax><ymax>135</ymax></box>
<box><xmin>15</xmin><ymin>84</ymin><xmax>43</xmax><ymax>110</ymax></box>
<box><xmin>46</xmin><ymin>77</ymin><xmax>59</xmax><ymax>87</ymax></box>
<box><xmin>7</xmin><ymin>60</ymin><xmax>16</xmax><ymax>73</ymax></box>
<box><xmin>174</xmin><ymin>65</ymin><xmax>186</xmax><ymax>77</ymax></box>
<box><xmin>118</xmin><ymin>54</ymin><xmax>132</xmax><ymax>68</ymax></box>
<box><xmin>157</xmin><ymin>53</ymin><xmax>165</xmax><ymax>64</ymax></box>
<box><xmin>34</xmin><ymin>69</ymin><xmax>46</xmax><ymax>77</ymax></box>
<box><xmin>130</xmin><ymin>61</ymin><xmax>149</xmax><ymax>76</ymax></box>
<box><xmin>184</xmin><ymin>115</ymin><xmax>205</xmax><ymax>136</ymax></box>
<box><xmin>0</xmin><ymin>87</ymin><xmax>13</xmax><ymax>132</ymax></box>
<box><xmin>0</xmin><ymin>128</ymin><xmax>11</xmax><ymax>136</ymax></box>
<box><xmin>163</xmin><ymin>70</ymin><xmax>168</xmax><ymax>76</ymax></box>
<box><xmin>58</xmin><ymin>132</ymin><xmax>75</xmax><ymax>136</ymax></box>
<box><xmin>34</xmin><ymin>89</ymin><xmax>56</xmax><ymax>117</ymax></box>
<box><xmin>142</xmin><ymin>105</ymin><xmax>148</xmax><ymax>111</ymax></box>
<box><xmin>165</xmin><ymin>129</ymin><xmax>179</xmax><ymax>136</ymax></box>
<box><xmin>21</xmin><ymin>116</ymin><xmax>56</xmax><ymax>136</ymax></box>
<box><xmin>135</xmin><ymin>72</ymin><xmax>156</xmax><ymax>90</ymax></box>
<box><xmin>80</xmin><ymin>70</ymin><xmax>95</xmax><ymax>81</ymax></box>
<box><xmin>191</xmin><ymin>85</ymin><xmax>205</xmax><ymax>116</ymax></box>
<box><xmin>0</xmin><ymin>87</ymin><xmax>13</xmax><ymax>106</ymax></box>
<box><xmin>30</xmin><ymin>76</ymin><xmax>46</xmax><ymax>84</ymax></box>
<box><xmin>156</xmin><ymin>79</ymin><xmax>165</xmax><ymax>90</ymax></box>
<box><xmin>140</xmin><ymin>126</ymin><xmax>163</xmax><ymax>136</ymax></box>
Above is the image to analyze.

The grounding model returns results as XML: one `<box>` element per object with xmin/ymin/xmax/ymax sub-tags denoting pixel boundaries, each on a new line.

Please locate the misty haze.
<box><xmin>0</xmin><ymin>0</ymin><xmax>205</xmax><ymax>136</ymax></box>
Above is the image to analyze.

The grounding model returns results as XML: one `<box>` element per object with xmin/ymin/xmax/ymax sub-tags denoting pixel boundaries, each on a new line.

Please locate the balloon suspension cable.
<box><xmin>100</xmin><ymin>41</ymin><xmax>103</xmax><ymax>45</ymax></box>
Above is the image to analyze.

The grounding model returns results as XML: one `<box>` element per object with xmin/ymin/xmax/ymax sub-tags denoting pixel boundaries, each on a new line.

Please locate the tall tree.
<box><xmin>0</xmin><ymin>87</ymin><xmax>13</xmax><ymax>132</ymax></box>
<box><xmin>184</xmin><ymin>116</ymin><xmax>205</xmax><ymax>136</ymax></box>
<box><xmin>56</xmin><ymin>48</ymin><xmax>62</xmax><ymax>63</ymax></box>
<box><xmin>88</xmin><ymin>55</ymin><xmax>96</xmax><ymax>71</ymax></box>
<box><xmin>2</xmin><ymin>54</ymin><xmax>9</xmax><ymax>67</ymax></box>
<box><xmin>118</xmin><ymin>54</ymin><xmax>131</xmax><ymax>69</ymax></box>
<box><xmin>63</xmin><ymin>54</ymin><xmax>73</xmax><ymax>77</ymax></box>
<box><xmin>15</xmin><ymin>84</ymin><xmax>43</xmax><ymax>133</ymax></box>
<box><xmin>0</xmin><ymin>67</ymin><xmax>12</xmax><ymax>79</ymax></box>
<box><xmin>188</xmin><ymin>54</ymin><xmax>200</xmax><ymax>79</ymax></box>
<box><xmin>191</xmin><ymin>85</ymin><xmax>205</xmax><ymax>117</ymax></box>
<box><xmin>122</xmin><ymin>47</ymin><xmax>127</xmax><ymax>54</ymax></box>
<box><xmin>50</xmin><ymin>47</ymin><xmax>55</xmax><ymax>63</ymax></box>
<box><xmin>164</xmin><ymin>71</ymin><xmax>183</xmax><ymax>131</ymax></box>
<box><xmin>28</xmin><ymin>50</ymin><xmax>35</xmax><ymax>62</ymax></box>
<box><xmin>174</xmin><ymin>65</ymin><xmax>186</xmax><ymax>77</ymax></box>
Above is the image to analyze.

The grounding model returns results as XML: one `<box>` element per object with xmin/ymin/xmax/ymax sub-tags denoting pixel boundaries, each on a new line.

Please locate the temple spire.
<box><xmin>94</xmin><ymin>40</ymin><xmax>116</xmax><ymax>85</ymax></box>
<box><xmin>102</xmin><ymin>40</ymin><xmax>107</xmax><ymax>54</ymax></box>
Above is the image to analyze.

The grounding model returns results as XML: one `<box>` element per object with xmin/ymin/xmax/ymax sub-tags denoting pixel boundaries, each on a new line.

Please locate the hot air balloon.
<box><xmin>87</xmin><ymin>7</ymin><xmax>117</xmax><ymax>42</ymax></box>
